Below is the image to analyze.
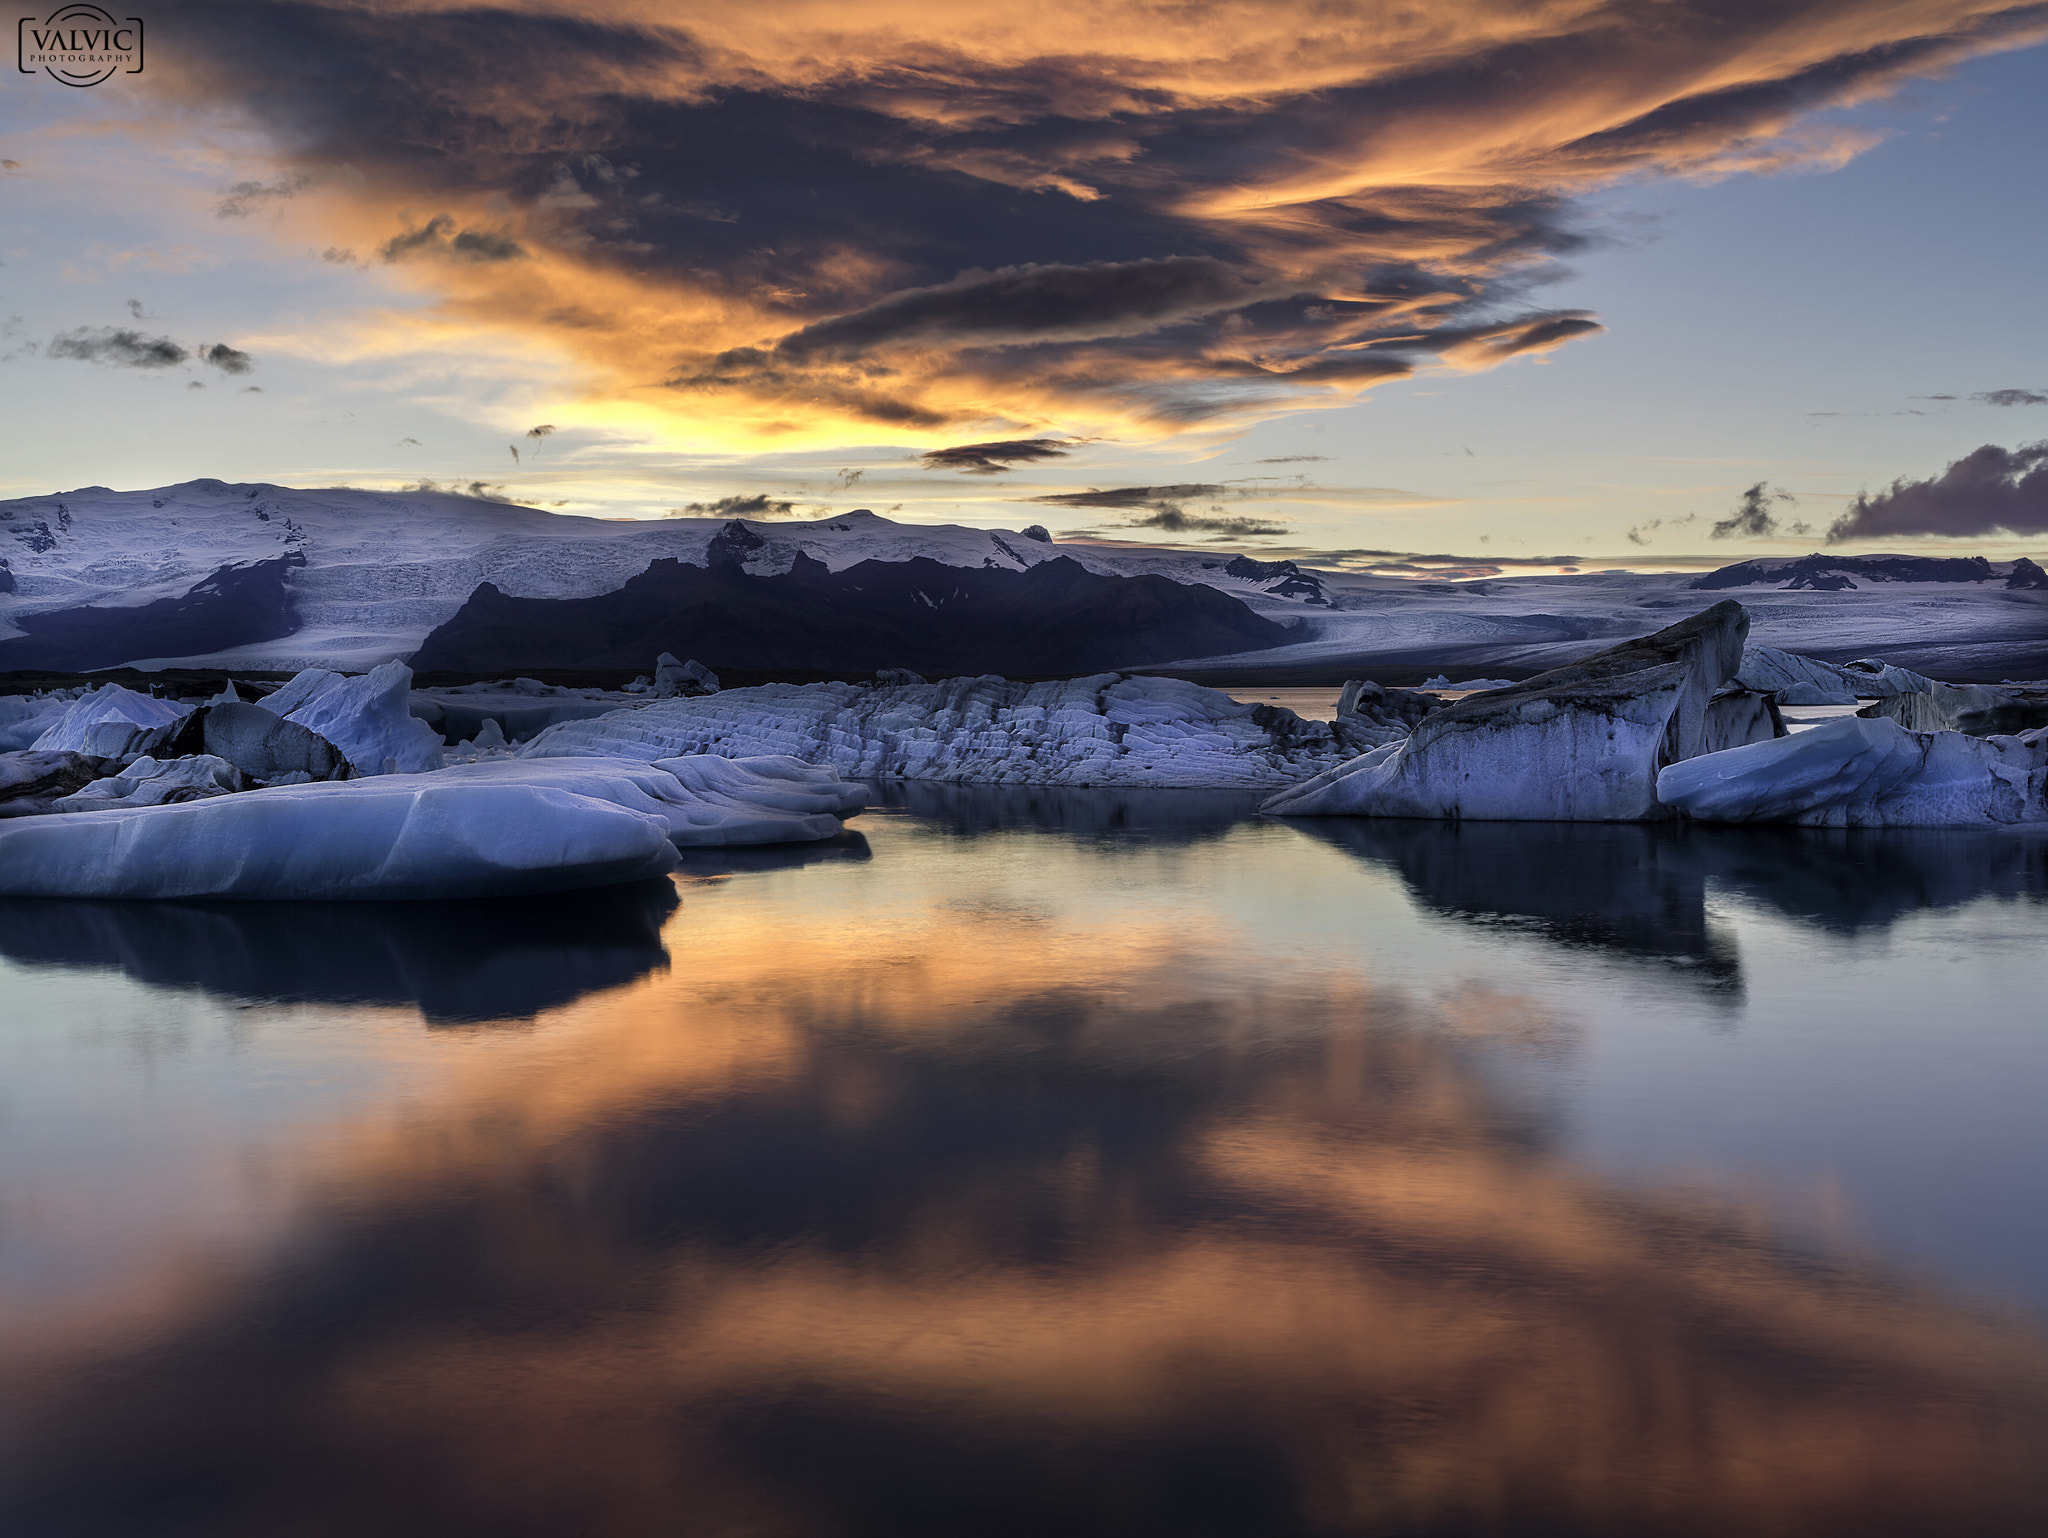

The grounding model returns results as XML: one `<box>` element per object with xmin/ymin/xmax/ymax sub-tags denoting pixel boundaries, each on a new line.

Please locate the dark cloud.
<box><xmin>397</xmin><ymin>478</ymin><xmax>524</xmax><ymax>504</ymax></box>
<box><xmin>215</xmin><ymin>172</ymin><xmax>312</xmax><ymax>218</ymax></box>
<box><xmin>1122</xmin><ymin>508</ymin><xmax>1290</xmax><ymax>536</ymax></box>
<box><xmin>148</xmin><ymin>1</ymin><xmax>2048</xmax><ymax>438</ymax></box>
<box><xmin>1976</xmin><ymin>389</ymin><xmax>2048</xmax><ymax>407</ymax></box>
<box><xmin>919</xmin><ymin>438</ymin><xmax>1076</xmax><ymax>475</ymax></box>
<box><xmin>201</xmin><ymin>342</ymin><xmax>254</xmax><ymax>374</ymax></box>
<box><xmin>380</xmin><ymin>215</ymin><xmax>525</xmax><ymax>264</ymax></box>
<box><xmin>1711</xmin><ymin>482</ymin><xmax>1811</xmax><ymax>540</ymax></box>
<box><xmin>1624</xmin><ymin>512</ymin><xmax>1698</xmax><ymax>546</ymax></box>
<box><xmin>1828</xmin><ymin>442</ymin><xmax>2048</xmax><ymax>540</ymax></box>
<box><xmin>46</xmin><ymin>327</ymin><xmax>188</xmax><ymax>369</ymax></box>
<box><xmin>1254</xmin><ymin>455</ymin><xmax>1331</xmax><ymax>464</ymax></box>
<box><xmin>1029</xmin><ymin>484</ymin><xmax>1230</xmax><ymax>511</ymax></box>
<box><xmin>667</xmin><ymin>493</ymin><xmax>801</xmax><ymax>520</ymax></box>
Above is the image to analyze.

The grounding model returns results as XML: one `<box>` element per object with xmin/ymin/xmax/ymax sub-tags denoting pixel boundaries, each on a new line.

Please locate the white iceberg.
<box><xmin>519</xmin><ymin>673</ymin><xmax>1372</xmax><ymax>789</ymax></box>
<box><xmin>654</xmin><ymin>654</ymin><xmax>720</xmax><ymax>697</ymax></box>
<box><xmin>0</xmin><ymin>778</ymin><xmax>679</xmax><ymax>900</ymax></box>
<box><xmin>1263</xmin><ymin>601</ymin><xmax>1770</xmax><ymax>822</ymax></box>
<box><xmin>30</xmin><ymin>684</ymin><xmax>191</xmax><ymax>758</ymax></box>
<box><xmin>1655</xmin><ymin>717</ymin><xmax>2048</xmax><ymax>828</ymax></box>
<box><xmin>261</xmin><ymin>661</ymin><xmax>444</xmax><ymax>775</ymax></box>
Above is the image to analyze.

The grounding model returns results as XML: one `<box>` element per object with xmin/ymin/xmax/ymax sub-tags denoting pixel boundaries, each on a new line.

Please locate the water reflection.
<box><xmin>1297</xmin><ymin>819</ymin><xmax>2048</xmax><ymax>991</ymax></box>
<box><xmin>671</xmin><ymin>829</ymin><xmax>873</xmax><ymax>880</ymax></box>
<box><xmin>0</xmin><ymin>882</ymin><xmax>677</xmax><ymax>1024</ymax></box>
<box><xmin>876</xmin><ymin>779</ymin><xmax>1265</xmax><ymax>841</ymax></box>
<box><xmin>6</xmin><ymin>804</ymin><xmax>2048</xmax><ymax>1536</ymax></box>
<box><xmin>7</xmin><ymin>929</ymin><xmax>2048</xmax><ymax>1534</ymax></box>
<box><xmin>1295</xmin><ymin>820</ymin><xmax>1743</xmax><ymax>991</ymax></box>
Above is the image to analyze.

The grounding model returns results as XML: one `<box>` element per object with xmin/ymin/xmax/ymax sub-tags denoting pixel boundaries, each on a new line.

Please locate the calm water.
<box><xmin>4</xmin><ymin>790</ymin><xmax>2048</xmax><ymax>1537</ymax></box>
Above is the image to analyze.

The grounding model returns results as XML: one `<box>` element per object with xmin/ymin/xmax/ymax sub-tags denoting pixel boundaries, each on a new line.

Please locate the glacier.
<box><xmin>519</xmin><ymin>673</ymin><xmax>1378</xmax><ymax>789</ymax></box>
<box><xmin>1655</xmin><ymin>717</ymin><xmax>2048</xmax><ymax>828</ymax></box>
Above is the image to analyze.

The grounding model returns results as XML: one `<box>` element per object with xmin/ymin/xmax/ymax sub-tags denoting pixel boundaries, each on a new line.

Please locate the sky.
<box><xmin>3</xmin><ymin>1</ymin><xmax>2047</xmax><ymax>578</ymax></box>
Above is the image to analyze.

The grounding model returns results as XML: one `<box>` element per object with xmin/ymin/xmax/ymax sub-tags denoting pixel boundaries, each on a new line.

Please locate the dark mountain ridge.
<box><xmin>408</xmin><ymin>551</ymin><xmax>1298</xmax><ymax>675</ymax></box>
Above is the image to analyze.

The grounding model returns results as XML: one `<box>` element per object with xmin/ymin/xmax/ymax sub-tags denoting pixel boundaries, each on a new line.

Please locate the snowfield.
<box><xmin>3</xmin><ymin>480</ymin><xmax>2043</xmax><ymax>678</ymax></box>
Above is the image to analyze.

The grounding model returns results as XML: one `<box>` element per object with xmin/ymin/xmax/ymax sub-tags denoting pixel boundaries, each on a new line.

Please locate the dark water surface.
<box><xmin>4</xmin><ymin>789</ymin><xmax>2048</xmax><ymax>1537</ymax></box>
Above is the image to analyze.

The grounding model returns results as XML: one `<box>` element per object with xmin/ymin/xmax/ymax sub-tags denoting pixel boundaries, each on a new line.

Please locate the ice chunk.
<box><xmin>260</xmin><ymin>661</ymin><xmax>444</xmax><ymax>775</ymax></box>
<box><xmin>519</xmin><ymin>674</ymin><xmax>1375</xmax><ymax>789</ymax></box>
<box><xmin>423</xmin><ymin>754</ymin><xmax>863</xmax><ymax>845</ymax></box>
<box><xmin>29</xmin><ymin>684</ymin><xmax>191</xmax><ymax>758</ymax></box>
<box><xmin>468</xmin><ymin>717</ymin><xmax>509</xmax><ymax>750</ymax></box>
<box><xmin>1656</xmin><ymin>717</ymin><xmax>2048</xmax><ymax>828</ymax></box>
<box><xmin>654</xmin><ymin>654</ymin><xmax>720</xmax><ymax>698</ymax></box>
<box><xmin>1263</xmin><ymin>601</ymin><xmax>1759</xmax><ymax>822</ymax></box>
<box><xmin>54</xmin><ymin>754</ymin><xmax>242</xmax><ymax>810</ymax></box>
<box><xmin>159</xmin><ymin>701</ymin><xmax>352</xmax><ymax>783</ymax></box>
<box><xmin>1855</xmin><ymin>682</ymin><xmax>2048</xmax><ymax>737</ymax></box>
<box><xmin>0</xmin><ymin>779</ymin><xmax>680</xmax><ymax>899</ymax></box>
<box><xmin>0</xmin><ymin>750</ymin><xmax>106</xmax><ymax>817</ymax></box>
<box><xmin>0</xmin><ymin>695</ymin><xmax>71</xmax><ymax>752</ymax></box>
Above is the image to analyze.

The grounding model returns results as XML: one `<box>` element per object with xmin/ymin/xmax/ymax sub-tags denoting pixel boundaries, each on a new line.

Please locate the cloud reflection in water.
<box><xmin>3</xmin><ymin>805</ymin><xmax>2047</xmax><ymax>1535</ymax></box>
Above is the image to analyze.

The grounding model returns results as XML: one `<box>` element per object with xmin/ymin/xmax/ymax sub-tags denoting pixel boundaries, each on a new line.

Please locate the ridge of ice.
<box><xmin>519</xmin><ymin>673</ymin><xmax>1369</xmax><ymax>789</ymax></box>
<box><xmin>260</xmin><ymin>661</ymin><xmax>445</xmax><ymax>775</ymax></box>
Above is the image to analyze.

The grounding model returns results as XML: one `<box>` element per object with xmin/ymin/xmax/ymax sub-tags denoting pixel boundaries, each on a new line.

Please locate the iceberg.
<box><xmin>1654</xmin><ymin>717</ymin><xmax>2048</xmax><ymax>828</ymax></box>
<box><xmin>0</xmin><ymin>750</ymin><xmax>106</xmax><ymax>817</ymax></box>
<box><xmin>29</xmin><ymin>684</ymin><xmax>191</xmax><ymax>758</ymax></box>
<box><xmin>0</xmin><ymin>695</ymin><xmax>72</xmax><ymax>752</ymax></box>
<box><xmin>261</xmin><ymin>661</ymin><xmax>444</xmax><ymax>774</ymax></box>
<box><xmin>54</xmin><ymin>754</ymin><xmax>242</xmax><ymax>810</ymax></box>
<box><xmin>158</xmin><ymin>700</ymin><xmax>353</xmax><ymax>783</ymax></box>
<box><xmin>1263</xmin><ymin>601</ymin><xmax>1770</xmax><ymax>822</ymax></box>
<box><xmin>0</xmin><ymin>778</ymin><xmax>680</xmax><ymax>900</ymax></box>
<box><xmin>423</xmin><ymin>755</ymin><xmax>863</xmax><ymax>845</ymax></box>
<box><xmin>654</xmin><ymin>654</ymin><xmax>720</xmax><ymax>697</ymax></box>
<box><xmin>520</xmin><ymin>673</ymin><xmax>1377</xmax><ymax>789</ymax></box>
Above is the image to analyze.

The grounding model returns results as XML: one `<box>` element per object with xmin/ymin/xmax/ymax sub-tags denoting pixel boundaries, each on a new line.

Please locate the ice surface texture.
<box><xmin>0</xmin><ymin>779</ymin><xmax>681</xmax><ymax>900</ymax></box>
<box><xmin>1263</xmin><ymin>602</ymin><xmax>1768</xmax><ymax>822</ymax></box>
<box><xmin>1657</xmin><ymin>717</ymin><xmax>2048</xmax><ymax>828</ymax></box>
<box><xmin>54</xmin><ymin>754</ymin><xmax>241</xmax><ymax>810</ymax></box>
<box><xmin>520</xmin><ymin>674</ymin><xmax>1371</xmax><ymax>789</ymax></box>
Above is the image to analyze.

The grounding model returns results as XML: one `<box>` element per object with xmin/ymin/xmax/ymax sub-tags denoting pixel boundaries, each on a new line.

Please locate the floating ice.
<box><xmin>654</xmin><ymin>654</ymin><xmax>720</xmax><ymax>697</ymax></box>
<box><xmin>262</xmin><ymin>661</ymin><xmax>444</xmax><ymax>774</ymax></box>
<box><xmin>1656</xmin><ymin>717</ymin><xmax>2048</xmax><ymax>828</ymax></box>
<box><xmin>424</xmin><ymin>755</ymin><xmax>862</xmax><ymax>845</ymax></box>
<box><xmin>0</xmin><ymin>778</ymin><xmax>680</xmax><ymax>900</ymax></box>
<box><xmin>54</xmin><ymin>754</ymin><xmax>242</xmax><ymax>810</ymax></box>
<box><xmin>520</xmin><ymin>673</ymin><xmax>1376</xmax><ymax>789</ymax></box>
<box><xmin>0</xmin><ymin>696</ymin><xmax>70</xmax><ymax>752</ymax></box>
<box><xmin>0</xmin><ymin>750</ymin><xmax>105</xmax><ymax>817</ymax></box>
<box><xmin>29</xmin><ymin>684</ymin><xmax>191</xmax><ymax>758</ymax></box>
<box><xmin>1263</xmin><ymin>601</ymin><xmax>1771</xmax><ymax>822</ymax></box>
<box><xmin>160</xmin><ymin>701</ymin><xmax>353</xmax><ymax>783</ymax></box>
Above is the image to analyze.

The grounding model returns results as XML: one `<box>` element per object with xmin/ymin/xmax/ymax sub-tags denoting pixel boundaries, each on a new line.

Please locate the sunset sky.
<box><xmin>4</xmin><ymin>1</ymin><xmax>2046</xmax><ymax>577</ymax></box>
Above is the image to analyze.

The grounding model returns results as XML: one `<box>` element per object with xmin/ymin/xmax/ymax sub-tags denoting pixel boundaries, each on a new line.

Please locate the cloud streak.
<box><xmin>148</xmin><ymin>1</ymin><xmax>2048</xmax><ymax>449</ymax></box>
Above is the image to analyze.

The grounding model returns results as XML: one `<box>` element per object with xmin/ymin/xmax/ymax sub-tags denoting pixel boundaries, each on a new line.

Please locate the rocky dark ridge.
<box><xmin>409</xmin><ymin>552</ymin><xmax>1298</xmax><ymax>675</ymax></box>
<box><xmin>1690</xmin><ymin>554</ymin><xmax>2028</xmax><ymax>591</ymax></box>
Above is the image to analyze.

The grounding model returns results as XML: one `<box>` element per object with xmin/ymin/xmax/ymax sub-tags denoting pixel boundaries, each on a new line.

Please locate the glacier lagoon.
<box><xmin>3</xmin><ymin>791</ymin><xmax>2047</xmax><ymax>1536</ymax></box>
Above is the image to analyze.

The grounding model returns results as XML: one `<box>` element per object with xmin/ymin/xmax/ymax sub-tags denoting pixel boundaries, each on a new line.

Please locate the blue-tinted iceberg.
<box><xmin>520</xmin><ymin>673</ymin><xmax>1370</xmax><ymax>789</ymax></box>
<box><xmin>1655</xmin><ymin>717</ymin><xmax>2048</xmax><ymax>828</ymax></box>
<box><xmin>425</xmin><ymin>755</ymin><xmax>864</xmax><ymax>846</ymax></box>
<box><xmin>1264</xmin><ymin>601</ymin><xmax>1772</xmax><ymax>822</ymax></box>
<box><xmin>30</xmin><ymin>684</ymin><xmax>190</xmax><ymax>757</ymax></box>
<box><xmin>262</xmin><ymin>661</ymin><xmax>444</xmax><ymax>774</ymax></box>
<box><xmin>0</xmin><ymin>778</ymin><xmax>679</xmax><ymax>900</ymax></box>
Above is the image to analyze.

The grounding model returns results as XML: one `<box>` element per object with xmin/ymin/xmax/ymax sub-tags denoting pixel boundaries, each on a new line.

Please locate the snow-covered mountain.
<box><xmin>3</xmin><ymin>480</ymin><xmax>2045</xmax><ymax>680</ymax></box>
